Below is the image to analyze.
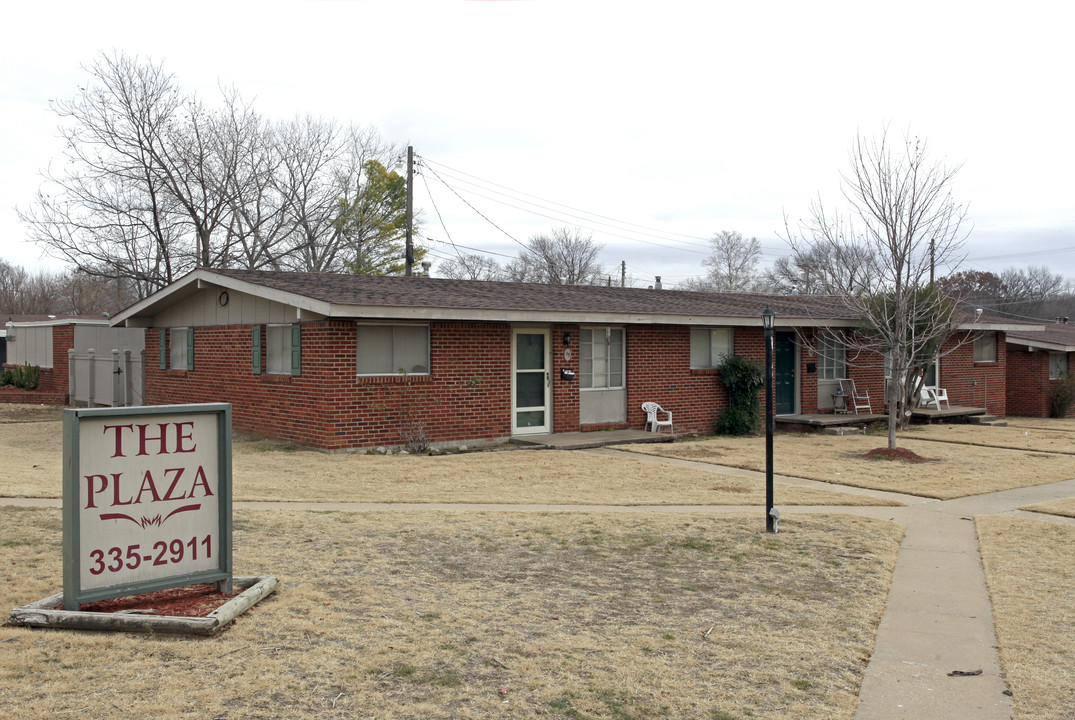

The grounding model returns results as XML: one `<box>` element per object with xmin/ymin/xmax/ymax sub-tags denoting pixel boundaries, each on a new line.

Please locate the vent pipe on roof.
<box><xmin>421</xmin><ymin>260</ymin><xmax>432</xmax><ymax>277</ymax></box>
<box><xmin>654</xmin><ymin>276</ymin><xmax>662</xmax><ymax>290</ymax></box>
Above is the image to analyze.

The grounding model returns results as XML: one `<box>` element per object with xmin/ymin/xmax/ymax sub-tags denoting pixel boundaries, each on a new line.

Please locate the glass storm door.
<box><xmin>512</xmin><ymin>329</ymin><xmax>551</xmax><ymax>434</ymax></box>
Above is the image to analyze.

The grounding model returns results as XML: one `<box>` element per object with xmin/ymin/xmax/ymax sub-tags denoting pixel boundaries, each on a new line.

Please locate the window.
<box><xmin>266</xmin><ymin>324</ymin><xmax>301</xmax><ymax>375</ymax></box>
<box><xmin>356</xmin><ymin>325</ymin><xmax>429</xmax><ymax>375</ymax></box>
<box><xmin>1050</xmin><ymin>352</ymin><xmax>1068</xmax><ymax>380</ymax></box>
<box><xmin>973</xmin><ymin>332</ymin><xmax>997</xmax><ymax>363</ymax></box>
<box><xmin>580</xmin><ymin>327</ymin><xmax>624</xmax><ymax>389</ymax></box>
<box><xmin>168</xmin><ymin>328</ymin><xmax>192</xmax><ymax>370</ymax></box>
<box><xmin>690</xmin><ymin>328</ymin><xmax>732</xmax><ymax>369</ymax></box>
<box><xmin>817</xmin><ymin>333</ymin><xmax>846</xmax><ymax>380</ymax></box>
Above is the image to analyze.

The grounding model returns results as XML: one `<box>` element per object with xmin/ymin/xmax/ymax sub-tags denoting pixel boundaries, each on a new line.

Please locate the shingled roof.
<box><xmin>112</xmin><ymin>268</ymin><xmax>1045</xmax><ymax>331</ymax></box>
<box><xmin>1007</xmin><ymin>322</ymin><xmax>1075</xmax><ymax>351</ymax></box>
<box><xmin>112</xmin><ymin>268</ymin><xmax>861</xmax><ymax>327</ymax></box>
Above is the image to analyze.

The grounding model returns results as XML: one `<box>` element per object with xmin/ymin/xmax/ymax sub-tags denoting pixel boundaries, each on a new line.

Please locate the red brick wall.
<box><xmin>0</xmin><ymin>324</ymin><xmax>72</xmax><ymax>405</ymax></box>
<box><xmin>625</xmin><ymin>325</ymin><xmax>727</xmax><ymax>434</ymax></box>
<box><xmin>938</xmin><ymin>331</ymin><xmax>1006</xmax><ymax>417</ymax></box>
<box><xmin>1005</xmin><ymin>344</ymin><xmax>1074</xmax><ymax>417</ymax></box>
<box><xmin>146</xmin><ymin>321</ymin><xmax>520</xmax><ymax>451</ymax></box>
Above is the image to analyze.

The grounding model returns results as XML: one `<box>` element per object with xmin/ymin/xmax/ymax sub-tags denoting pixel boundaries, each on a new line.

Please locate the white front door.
<box><xmin>512</xmin><ymin>329</ymin><xmax>551</xmax><ymax>435</ymax></box>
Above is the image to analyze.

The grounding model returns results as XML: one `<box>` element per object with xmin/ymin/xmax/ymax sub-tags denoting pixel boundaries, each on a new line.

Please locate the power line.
<box><xmin>422</xmin><ymin>157</ymin><xmax>716</xmax><ymax>247</ymax></box>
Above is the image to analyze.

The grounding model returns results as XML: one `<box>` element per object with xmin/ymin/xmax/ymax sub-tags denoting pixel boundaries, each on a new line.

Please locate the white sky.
<box><xmin>2</xmin><ymin>0</ymin><xmax>1073</xmax><ymax>289</ymax></box>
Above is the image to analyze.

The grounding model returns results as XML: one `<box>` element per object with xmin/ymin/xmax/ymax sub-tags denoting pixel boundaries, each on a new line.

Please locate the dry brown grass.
<box><xmin>0</xmin><ymin>414</ymin><xmax>891</xmax><ymax>507</ymax></box>
<box><xmin>1019</xmin><ymin>498</ymin><xmax>1075</xmax><ymax>519</ymax></box>
<box><xmin>902</xmin><ymin>418</ymin><xmax>1075</xmax><ymax>454</ymax></box>
<box><xmin>976</xmin><ymin>516</ymin><xmax>1075</xmax><ymax>720</ymax></box>
<box><xmin>2</xmin><ymin>506</ymin><xmax>902</xmax><ymax>719</ymax></box>
<box><xmin>621</xmin><ymin>432</ymin><xmax>1075</xmax><ymax>499</ymax></box>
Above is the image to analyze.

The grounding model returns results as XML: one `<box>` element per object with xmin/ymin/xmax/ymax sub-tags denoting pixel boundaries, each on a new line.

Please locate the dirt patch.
<box><xmin>64</xmin><ymin>583</ymin><xmax>238</xmax><ymax>617</ymax></box>
<box><xmin>0</xmin><ymin>403</ymin><xmax>63</xmax><ymax>424</ymax></box>
<box><xmin>856</xmin><ymin>447</ymin><xmax>934</xmax><ymax>463</ymax></box>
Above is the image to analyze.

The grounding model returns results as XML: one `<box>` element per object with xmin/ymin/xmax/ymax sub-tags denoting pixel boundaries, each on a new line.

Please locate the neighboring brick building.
<box><xmin>1</xmin><ymin>316</ymin><xmax>108</xmax><ymax>405</ymax></box>
<box><xmin>1005</xmin><ymin>323</ymin><xmax>1075</xmax><ymax>417</ymax></box>
<box><xmin>109</xmin><ymin>269</ymin><xmax>1030</xmax><ymax>451</ymax></box>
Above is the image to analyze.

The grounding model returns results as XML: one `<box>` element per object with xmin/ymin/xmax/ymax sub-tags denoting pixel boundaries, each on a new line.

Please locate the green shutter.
<box><xmin>186</xmin><ymin>328</ymin><xmax>195</xmax><ymax>371</ymax></box>
<box><xmin>159</xmin><ymin>331</ymin><xmax>167</xmax><ymax>370</ymax></box>
<box><xmin>290</xmin><ymin>324</ymin><xmax>302</xmax><ymax>377</ymax></box>
<box><xmin>252</xmin><ymin>326</ymin><xmax>262</xmax><ymax>375</ymax></box>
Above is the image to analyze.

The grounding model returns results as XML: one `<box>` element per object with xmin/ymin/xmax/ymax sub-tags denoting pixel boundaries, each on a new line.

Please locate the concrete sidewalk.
<box><xmin>851</xmin><ymin>478</ymin><xmax>1075</xmax><ymax>720</ymax></box>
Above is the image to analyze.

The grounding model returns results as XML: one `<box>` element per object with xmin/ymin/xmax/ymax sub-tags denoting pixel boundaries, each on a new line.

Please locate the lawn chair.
<box><xmin>642</xmin><ymin>402</ymin><xmax>673</xmax><ymax>434</ymax></box>
<box><xmin>919</xmin><ymin>386</ymin><xmax>950</xmax><ymax>410</ymax></box>
<box><xmin>838</xmin><ymin>379</ymin><xmax>872</xmax><ymax>414</ymax></box>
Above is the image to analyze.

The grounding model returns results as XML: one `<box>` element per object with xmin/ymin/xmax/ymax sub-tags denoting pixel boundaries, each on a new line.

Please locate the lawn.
<box><xmin>977</xmin><ymin>515</ymin><xmax>1075</xmax><ymax>720</ymax></box>
<box><xmin>0</xmin><ymin>410</ymin><xmax>893</xmax><ymax>507</ymax></box>
<box><xmin>1</xmin><ymin>506</ymin><xmax>902</xmax><ymax>720</ymax></box>
<box><xmin>621</xmin><ymin>427</ymin><xmax>1075</xmax><ymax>499</ymax></box>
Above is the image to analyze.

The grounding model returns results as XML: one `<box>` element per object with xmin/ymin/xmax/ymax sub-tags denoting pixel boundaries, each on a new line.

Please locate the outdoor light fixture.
<box><xmin>762</xmin><ymin>305</ymin><xmax>776</xmax><ymax>533</ymax></box>
<box><xmin>563</xmin><ymin>333</ymin><xmax>572</xmax><ymax>346</ymax></box>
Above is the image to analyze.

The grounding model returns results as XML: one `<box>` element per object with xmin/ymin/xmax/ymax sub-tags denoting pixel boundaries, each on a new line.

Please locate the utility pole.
<box><xmin>620</xmin><ymin>260</ymin><xmax>626</xmax><ymax>288</ymax></box>
<box><xmin>405</xmin><ymin>145</ymin><xmax>415</xmax><ymax>277</ymax></box>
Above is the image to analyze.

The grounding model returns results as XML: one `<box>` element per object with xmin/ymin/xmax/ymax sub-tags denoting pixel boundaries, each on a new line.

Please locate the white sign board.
<box><xmin>63</xmin><ymin>404</ymin><xmax>232</xmax><ymax>610</ymax></box>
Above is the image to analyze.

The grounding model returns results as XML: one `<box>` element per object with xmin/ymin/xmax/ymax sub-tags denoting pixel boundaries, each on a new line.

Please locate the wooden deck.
<box><xmin>909</xmin><ymin>405</ymin><xmax>988</xmax><ymax>423</ymax></box>
<box><xmin>775</xmin><ymin>412</ymin><xmax>887</xmax><ymax>433</ymax></box>
<box><xmin>777</xmin><ymin>405</ymin><xmax>989</xmax><ymax>432</ymax></box>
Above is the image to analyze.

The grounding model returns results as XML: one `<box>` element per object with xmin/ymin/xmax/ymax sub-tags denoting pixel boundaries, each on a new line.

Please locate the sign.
<box><xmin>62</xmin><ymin>404</ymin><xmax>232</xmax><ymax>610</ymax></box>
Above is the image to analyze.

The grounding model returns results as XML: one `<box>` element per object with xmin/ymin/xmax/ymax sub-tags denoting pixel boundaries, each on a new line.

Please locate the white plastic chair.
<box><xmin>919</xmin><ymin>386</ymin><xmax>950</xmax><ymax>410</ymax></box>
<box><xmin>642</xmin><ymin>402</ymin><xmax>673</xmax><ymax>434</ymax></box>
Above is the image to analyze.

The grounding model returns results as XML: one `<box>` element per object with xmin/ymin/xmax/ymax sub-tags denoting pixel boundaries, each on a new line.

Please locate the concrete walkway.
<box><xmin>5</xmin><ymin>456</ymin><xmax>1075</xmax><ymax>719</ymax></box>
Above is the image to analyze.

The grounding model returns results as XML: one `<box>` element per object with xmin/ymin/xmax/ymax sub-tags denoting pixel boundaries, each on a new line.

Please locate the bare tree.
<box><xmin>763</xmin><ymin>241</ymin><xmax>879</xmax><ymax>295</ymax></box>
<box><xmin>511</xmin><ymin>227</ymin><xmax>605</xmax><ymax>285</ymax></box>
<box><xmin>18</xmin><ymin>52</ymin><xmax>406</xmax><ymax>299</ymax></box>
<box><xmin>436</xmin><ymin>252</ymin><xmax>505</xmax><ymax>281</ymax></box>
<box><xmin>787</xmin><ymin>129</ymin><xmax>970</xmax><ymax>449</ymax></box>
<box><xmin>695</xmin><ymin>230</ymin><xmax>763</xmax><ymax>291</ymax></box>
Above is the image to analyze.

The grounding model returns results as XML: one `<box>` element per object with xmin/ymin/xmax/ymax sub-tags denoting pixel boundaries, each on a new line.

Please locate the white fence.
<box><xmin>68</xmin><ymin>347</ymin><xmax>146</xmax><ymax>407</ymax></box>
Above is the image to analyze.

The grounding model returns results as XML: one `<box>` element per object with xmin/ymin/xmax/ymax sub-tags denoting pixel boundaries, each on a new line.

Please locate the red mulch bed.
<box><xmin>59</xmin><ymin>584</ymin><xmax>239</xmax><ymax>617</ymax></box>
<box><xmin>856</xmin><ymin>447</ymin><xmax>935</xmax><ymax>463</ymax></box>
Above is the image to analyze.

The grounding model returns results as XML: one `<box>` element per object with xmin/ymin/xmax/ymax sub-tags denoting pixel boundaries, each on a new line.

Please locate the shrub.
<box><xmin>1050</xmin><ymin>372</ymin><xmax>1075</xmax><ymax>418</ymax></box>
<box><xmin>0</xmin><ymin>364</ymin><xmax>40</xmax><ymax>390</ymax></box>
<box><xmin>715</xmin><ymin>355</ymin><xmax>764</xmax><ymax>435</ymax></box>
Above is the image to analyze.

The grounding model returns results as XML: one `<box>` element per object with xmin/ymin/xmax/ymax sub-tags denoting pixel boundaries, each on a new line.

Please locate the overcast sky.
<box><xmin>2</xmin><ymin>0</ymin><xmax>1073</xmax><ymax>290</ymax></box>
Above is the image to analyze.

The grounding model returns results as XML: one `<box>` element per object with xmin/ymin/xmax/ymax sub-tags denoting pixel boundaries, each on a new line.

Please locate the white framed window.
<box><xmin>580</xmin><ymin>327</ymin><xmax>624</xmax><ymax>389</ymax></box>
<box><xmin>818</xmin><ymin>333</ymin><xmax>846</xmax><ymax>380</ymax></box>
<box><xmin>973</xmin><ymin>332</ymin><xmax>997</xmax><ymax>363</ymax></box>
<box><xmin>266</xmin><ymin>324</ymin><xmax>292</xmax><ymax>375</ymax></box>
<box><xmin>690</xmin><ymin>328</ymin><xmax>732</xmax><ymax>369</ymax></box>
<box><xmin>1049</xmin><ymin>352</ymin><xmax>1068</xmax><ymax>380</ymax></box>
<box><xmin>357</xmin><ymin>324</ymin><xmax>429</xmax><ymax>375</ymax></box>
<box><xmin>169</xmin><ymin>328</ymin><xmax>189</xmax><ymax>370</ymax></box>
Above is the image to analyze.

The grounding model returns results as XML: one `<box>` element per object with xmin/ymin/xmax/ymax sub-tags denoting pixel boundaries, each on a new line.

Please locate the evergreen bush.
<box><xmin>1050</xmin><ymin>372</ymin><xmax>1075</xmax><ymax>418</ymax></box>
<box><xmin>715</xmin><ymin>355</ymin><xmax>764</xmax><ymax>435</ymax></box>
<box><xmin>0</xmin><ymin>364</ymin><xmax>40</xmax><ymax>390</ymax></box>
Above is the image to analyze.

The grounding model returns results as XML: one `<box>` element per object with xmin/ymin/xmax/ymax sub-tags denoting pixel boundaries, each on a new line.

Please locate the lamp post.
<box><xmin>762</xmin><ymin>305</ymin><xmax>776</xmax><ymax>533</ymax></box>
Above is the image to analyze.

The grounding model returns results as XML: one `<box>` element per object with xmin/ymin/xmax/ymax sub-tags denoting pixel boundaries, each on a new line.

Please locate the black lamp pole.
<box><xmin>762</xmin><ymin>305</ymin><xmax>776</xmax><ymax>533</ymax></box>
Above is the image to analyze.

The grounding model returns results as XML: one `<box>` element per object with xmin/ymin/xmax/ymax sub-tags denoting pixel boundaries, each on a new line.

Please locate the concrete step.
<box><xmin>968</xmin><ymin>415</ymin><xmax>1007</xmax><ymax>426</ymax></box>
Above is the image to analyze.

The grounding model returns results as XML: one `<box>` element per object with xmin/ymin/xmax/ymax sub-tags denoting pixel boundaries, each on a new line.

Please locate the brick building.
<box><xmin>110</xmin><ymin>269</ymin><xmax>1027</xmax><ymax>451</ymax></box>
<box><xmin>1005</xmin><ymin>323</ymin><xmax>1075</xmax><ymax>417</ymax></box>
<box><xmin>1</xmin><ymin>316</ymin><xmax>108</xmax><ymax>405</ymax></box>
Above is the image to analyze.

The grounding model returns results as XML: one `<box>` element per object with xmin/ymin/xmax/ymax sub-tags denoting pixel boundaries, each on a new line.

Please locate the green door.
<box><xmin>775</xmin><ymin>332</ymin><xmax>796</xmax><ymax>414</ymax></box>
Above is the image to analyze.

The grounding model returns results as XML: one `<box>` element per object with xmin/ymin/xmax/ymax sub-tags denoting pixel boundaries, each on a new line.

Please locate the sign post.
<box><xmin>62</xmin><ymin>404</ymin><xmax>233</xmax><ymax>610</ymax></box>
